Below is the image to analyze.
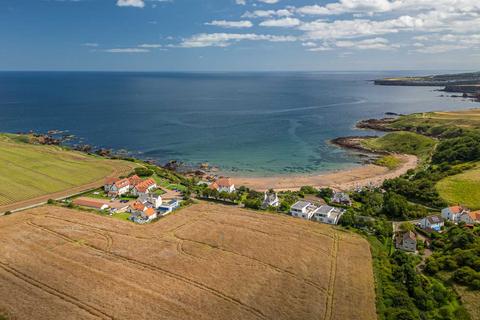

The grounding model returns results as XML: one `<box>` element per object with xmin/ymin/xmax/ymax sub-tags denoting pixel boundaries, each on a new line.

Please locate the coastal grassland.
<box><xmin>385</xmin><ymin>109</ymin><xmax>480</xmax><ymax>134</ymax></box>
<box><xmin>0</xmin><ymin>203</ymin><xmax>376</xmax><ymax>320</ymax></box>
<box><xmin>361</xmin><ymin>131</ymin><xmax>436</xmax><ymax>160</ymax></box>
<box><xmin>374</xmin><ymin>155</ymin><xmax>402</xmax><ymax>170</ymax></box>
<box><xmin>0</xmin><ymin>134</ymin><xmax>134</xmax><ymax>208</ymax></box>
<box><xmin>436</xmin><ymin>164</ymin><xmax>480</xmax><ymax>209</ymax></box>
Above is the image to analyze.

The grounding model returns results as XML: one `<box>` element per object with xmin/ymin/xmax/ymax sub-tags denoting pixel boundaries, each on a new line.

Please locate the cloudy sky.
<box><xmin>1</xmin><ymin>0</ymin><xmax>479</xmax><ymax>71</ymax></box>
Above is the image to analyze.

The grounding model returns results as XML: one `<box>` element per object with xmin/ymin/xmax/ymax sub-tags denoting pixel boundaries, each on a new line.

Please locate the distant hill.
<box><xmin>374</xmin><ymin>71</ymin><xmax>480</xmax><ymax>95</ymax></box>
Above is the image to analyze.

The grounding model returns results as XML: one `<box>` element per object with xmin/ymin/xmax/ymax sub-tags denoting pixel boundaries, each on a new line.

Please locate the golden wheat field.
<box><xmin>0</xmin><ymin>203</ymin><xmax>376</xmax><ymax>320</ymax></box>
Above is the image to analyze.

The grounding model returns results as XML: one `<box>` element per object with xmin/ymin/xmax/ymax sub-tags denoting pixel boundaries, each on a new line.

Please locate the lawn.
<box><xmin>362</xmin><ymin>131</ymin><xmax>436</xmax><ymax>160</ymax></box>
<box><xmin>436</xmin><ymin>165</ymin><xmax>480</xmax><ymax>210</ymax></box>
<box><xmin>0</xmin><ymin>134</ymin><xmax>134</xmax><ymax>207</ymax></box>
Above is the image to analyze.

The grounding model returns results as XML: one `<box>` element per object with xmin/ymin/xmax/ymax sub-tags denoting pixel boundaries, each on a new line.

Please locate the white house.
<box><xmin>313</xmin><ymin>205</ymin><xmax>345</xmax><ymax>225</ymax></box>
<box><xmin>159</xmin><ymin>199</ymin><xmax>180</xmax><ymax>215</ymax></box>
<box><xmin>139</xmin><ymin>194</ymin><xmax>163</xmax><ymax>209</ymax></box>
<box><xmin>420</xmin><ymin>215</ymin><xmax>444</xmax><ymax>232</ymax></box>
<box><xmin>396</xmin><ymin>231</ymin><xmax>417</xmax><ymax>252</ymax></box>
<box><xmin>209</xmin><ymin>178</ymin><xmax>235</xmax><ymax>193</ymax></box>
<box><xmin>290</xmin><ymin>201</ymin><xmax>317</xmax><ymax>220</ymax></box>
<box><xmin>441</xmin><ymin>206</ymin><xmax>467</xmax><ymax>222</ymax></box>
<box><xmin>104</xmin><ymin>177</ymin><xmax>130</xmax><ymax>197</ymax></box>
<box><xmin>332</xmin><ymin>192</ymin><xmax>352</xmax><ymax>206</ymax></box>
<box><xmin>141</xmin><ymin>207</ymin><xmax>157</xmax><ymax>221</ymax></box>
<box><xmin>459</xmin><ymin>211</ymin><xmax>480</xmax><ymax>225</ymax></box>
<box><xmin>131</xmin><ymin>178</ymin><xmax>157</xmax><ymax>197</ymax></box>
<box><xmin>262</xmin><ymin>191</ymin><xmax>279</xmax><ymax>209</ymax></box>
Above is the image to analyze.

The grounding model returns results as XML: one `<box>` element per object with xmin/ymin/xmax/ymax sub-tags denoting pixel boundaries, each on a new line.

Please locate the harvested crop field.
<box><xmin>0</xmin><ymin>203</ymin><xmax>376</xmax><ymax>320</ymax></box>
<box><xmin>0</xmin><ymin>134</ymin><xmax>136</xmax><ymax>212</ymax></box>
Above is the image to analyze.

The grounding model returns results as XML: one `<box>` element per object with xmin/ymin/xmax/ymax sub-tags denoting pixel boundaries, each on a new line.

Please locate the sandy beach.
<box><xmin>233</xmin><ymin>154</ymin><xmax>418</xmax><ymax>192</ymax></box>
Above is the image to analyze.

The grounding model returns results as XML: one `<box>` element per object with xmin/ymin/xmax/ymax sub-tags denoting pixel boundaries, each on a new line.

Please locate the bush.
<box><xmin>300</xmin><ymin>186</ymin><xmax>317</xmax><ymax>195</ymax></box>
<box><xmin>134</xmin><ymin>167</ymin><xmax>154</xmax><ymax>177</ymax></box>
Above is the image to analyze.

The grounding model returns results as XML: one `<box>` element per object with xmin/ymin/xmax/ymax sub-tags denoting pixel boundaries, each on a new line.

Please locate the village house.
<box><xmin>262</xmin><ymin>191</ymin><xmax>279</xmax><ymax>209</ymax></box>
<box><xmin>290</xmin><ymin>201</ymin><xmax>318</xmax><ymax>220</ymax></box>
<box><xmin>73</xmin><ymin>198</ymin><xmax>110</xmax><ymax>211</ymax></box>
<box><xmin>139</xmin><ymin>194</ymin><xmax>163</xmax><ymax>209</ymax></box>
<box><xmin>209</xmin><ymin>178</ymin><xmax>235</xmax><ymax>193</ymax></box>
<box><xmin>131</xmin><ymin>178</ymin><xmax>157</xmax><ymax>197</ymax></box>
<box><xmin>459</xmin><ymin>211</ymin><xmax>480</xmax><ymax>225</ymax></box>
<box><xmin>441</xmin><ymin>205</ymin><xmax>468</xmax><ymax>222</ymax></box>
<box><xmin>128</xmin><ymin>174</ymin><xmax>143</xmax><ymax>187</ymax></box>
<box><xmin>313</xmin><ymin>205</ymin><xmax>345</xmax><ymax>225</ymax></box>
<box><xmin>141</xmin><ymin>207</ymin><xmax>157</xmax><ymax>221</ymax></box>
<box><xmin>395</xmin><ymin>231</ymin><xmax>417</xmax><ymax>252</ymax></box>
<box><xmin>159</xmin><ymin>199</ymin><xmax>180</xmax><ymax>214</ymax></box>
<box><xmin>104</xmin><ymin>177</ymin><xmax>130</xmax><ymax>197</ymax></box>
<box><xmin>420</xmin><ymin>215</ymin><xmax>444</xmax><ymax>232</ymax></box>
<box><xmin>332</xmin><ymin>192</ymin><xmax>352</xmax><ymax>206</ymax></box>
<box><xmin>128</xmin><ymin>201</ymin><xmax>147</xmax><ymax>214</ymax></box>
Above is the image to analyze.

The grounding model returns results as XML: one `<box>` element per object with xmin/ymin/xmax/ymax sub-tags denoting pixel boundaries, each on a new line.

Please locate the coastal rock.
<box><xmin>356</xmin><ymin>118</ymin><xmax>396</xmax><ymax>131</ymax></box>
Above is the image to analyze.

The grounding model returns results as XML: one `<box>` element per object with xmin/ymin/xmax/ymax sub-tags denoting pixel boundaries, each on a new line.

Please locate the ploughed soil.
<box><xmin>0</xmin><ymin>203</ymin><xmax>376</xmax><ymax>320</ymax></box>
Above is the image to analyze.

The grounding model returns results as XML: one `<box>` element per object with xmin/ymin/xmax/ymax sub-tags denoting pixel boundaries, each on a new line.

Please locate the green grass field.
<box><xmin>0</xmin><ymin>134</ymin><xmax>133</xmax><ymax>207</ymax></box>
<box><xmin>436</xmin><ymin>165</ymin><xmax>480</xmax><ymax>210</ymax></box>
<box><xmin>374</xmin><ymin>155</ymin><xmax>402</xmax><ymax>170</ymax></box>
<box><xmin>362</xmin><ymin>131</ymin><xmax>436</xmax><ymax>160</ymax></box>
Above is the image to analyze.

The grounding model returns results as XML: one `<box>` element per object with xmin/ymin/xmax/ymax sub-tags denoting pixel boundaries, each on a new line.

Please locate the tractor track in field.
<box><xmin>9</xmin><ymin>239</ymin><xmax>204</xmax><ymax>320</ymax></box>
<box><xmin>0</xmin><ymin>260</ymin><xmax>114</xmax><ymax>320</ymax></box>
<box><xmin>172</xmin><ymin>231</ymin><xmax>327</xmax><ymax>293</ymax></box>
<box><xmin>27</xmin><ymin>220</ymin><xmax>268</xmax><ymax>320</ymax></box>
<box><xmin>323</xmin><ymin>233</ymin><xmax>339</xmax><ymax>320</ymax></box>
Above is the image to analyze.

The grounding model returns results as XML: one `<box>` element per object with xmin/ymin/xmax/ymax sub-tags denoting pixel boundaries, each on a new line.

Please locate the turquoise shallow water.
<box><xmin>0</xmin><ymin>71</ymin><xmax>477</xmax><ymax>176</ymax></box>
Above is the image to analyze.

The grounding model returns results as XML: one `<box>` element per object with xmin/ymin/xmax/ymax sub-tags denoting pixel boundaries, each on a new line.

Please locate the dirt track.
<box><xmin>0</xmin><ymin>203</ymin><xmax>376</xmax><ymax>320</ymax></box>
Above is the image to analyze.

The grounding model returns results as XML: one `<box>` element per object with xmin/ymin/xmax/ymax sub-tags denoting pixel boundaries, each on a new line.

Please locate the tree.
<box><xmin>318</xmin><ymin>188</ymin><xmax>334</xmax><ymax>199</ymax></box>
<box><xmin>383</xmin><ymin>192</ymin><xmax>410</xmax><ymax>219</ymax></box>
<box><xmin>300</xmin><ymin>186</ymin><xmax>317</xmax><ymax>195</ymax></box>
<box><xmin>399</xmin><ymin>222</ymin><xmax>415</xmax><ymax>232</ymax></box>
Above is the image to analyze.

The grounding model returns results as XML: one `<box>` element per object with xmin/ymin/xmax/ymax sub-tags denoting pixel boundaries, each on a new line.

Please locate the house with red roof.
<box><xmin>459</xmin><ymin>211</ymin><xmax>480</xmax><ymax>225</ymax></box>
<box><xmin>128</xmin><ymin>174</ymin><xmax>143</xmax><ymax>187</ymax></box>
<box><xmin>209</xmin><ymin>177</ymin><xmax>235</xmax><ymax>193</ymax></box>
<box><xmin>131</xmin><ymin>178</ymin><xmax>157</xmax><ymax>197</ymax></box>
<box><xmin>141</xmin><ymin>207</ymin><xmax>157</xmax><ymax>221</ymax></box>
<box><xmin>104</xmin><ymin>177</ymin><xmax>131</xmax><ymax>197</ymax></box>
<box><xmin>441</xmin><ymin>205</ymin><xmax>468</xmax><ymax>222</ymax></box>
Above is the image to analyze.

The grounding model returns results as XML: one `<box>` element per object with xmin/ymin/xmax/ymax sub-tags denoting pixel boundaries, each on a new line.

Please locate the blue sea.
<box><xmin>0</xmin><ymin>71</ymin><xmax>476</xmax><ymax>176</ymax></box>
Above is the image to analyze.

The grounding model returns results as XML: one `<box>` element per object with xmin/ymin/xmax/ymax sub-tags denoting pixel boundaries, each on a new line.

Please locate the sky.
<box><xmin>1</xmin><ymin>0</ymin><xmax>480</xmax><ymax>71</ymax></box>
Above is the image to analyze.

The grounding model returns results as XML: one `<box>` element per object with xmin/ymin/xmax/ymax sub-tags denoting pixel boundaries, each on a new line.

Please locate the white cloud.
<box><xmin>104</xmin><ymin>48</ymin><xmax>150</xmax><ymax>53</ymax></box>
<box><xmin>82</xmin><ymin>43</ymin><xmax>99</xmax><ymax>47</ymax></box>
<box><xmin>335</xmin><ymin>37</ymin><xmax>399</xmax><ymax>50</ymax></box>
<box><xmin>116</xmin><ymin>0</ymin><xmax>144</xmax><ymax>8</ymax></box>
<box><xmin>179</xmin><ymin>33</ymin><xmax>296</xmax><ymax>48</ymax></box>
<box><xmin>260</xmin><ymin>17</ymin><xmax>300</xmax><ymax>27</ymax></box>
<box><xmin>138</xmin><ymin>44</ymin><xmax>163</xmax><ymax>48</ymax></box>
<box><xmin>242</xmin><ymin>9</ymin><xmax>293</xmax><ymax>18</ymax></box>
<box><xmin>205</xmin><ymin>20</ymin><xmax>253</xmax><ymax>28</ymax></box>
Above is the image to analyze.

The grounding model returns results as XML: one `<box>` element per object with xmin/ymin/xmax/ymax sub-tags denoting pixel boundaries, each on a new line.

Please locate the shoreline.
<box><xmin>232</xmin><ymin>153</ymin><xmax>418</xmax><ymax>192</ymax></box>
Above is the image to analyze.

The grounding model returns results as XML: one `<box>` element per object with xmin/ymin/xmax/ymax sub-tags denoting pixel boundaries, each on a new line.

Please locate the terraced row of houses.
<box><xmin>290</xmin><ymin>200</ymin><xmax>345</xmax><ymax>225</ymax></box>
